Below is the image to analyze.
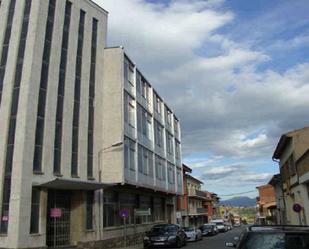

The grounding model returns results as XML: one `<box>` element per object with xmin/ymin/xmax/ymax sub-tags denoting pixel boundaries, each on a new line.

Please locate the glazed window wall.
<box><xmin>124</xmin><ymin>137</ymin><xmax>136</xmax><ymax>171</ymax></box>
<box><xmin>138</xmin><ymin>145</ymin><xmax>153</xmax><ymax>176</ymax></box>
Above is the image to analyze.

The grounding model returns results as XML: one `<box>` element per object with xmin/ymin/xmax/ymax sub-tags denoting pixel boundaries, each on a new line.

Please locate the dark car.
<box><xmin>144</xmin><ymin>224</ymin><xmax>187</xmax><ymax>248</ymax></box>
<box><xmin>225</xmin><ymin>225</ymin><xmax>309</xmax><ymax>249</ymax></box>
<box><xmin>199</xmin><ymin>224</ymin><xmax>217</xmax><ymax>236</ymax></box>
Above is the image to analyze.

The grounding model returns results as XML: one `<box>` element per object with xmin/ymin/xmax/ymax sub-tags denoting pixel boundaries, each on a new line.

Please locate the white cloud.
<box><xmin>93</xmin><ymin>0</ymin><xmax>309</xmax><ymax>195</ymax></box>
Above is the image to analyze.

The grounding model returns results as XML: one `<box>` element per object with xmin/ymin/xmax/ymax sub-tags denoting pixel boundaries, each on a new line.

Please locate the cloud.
<box><xmin>94</xmin><ymin>0</ymin><xmax>309</xmax><ymax>196</ymax></box>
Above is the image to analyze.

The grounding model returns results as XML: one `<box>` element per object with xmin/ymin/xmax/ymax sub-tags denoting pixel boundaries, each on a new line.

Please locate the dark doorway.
<box><xmin>46</xmin><ymin>190</ymin><xmax>71</xmax><ymax>247</ymax></box>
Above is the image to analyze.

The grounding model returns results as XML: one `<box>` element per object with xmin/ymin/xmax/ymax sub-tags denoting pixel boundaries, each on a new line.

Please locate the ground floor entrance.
<box><xmin>46</xmin><ymin>190</ymin><xmax>71</xmax><ymax>247</ymax></box>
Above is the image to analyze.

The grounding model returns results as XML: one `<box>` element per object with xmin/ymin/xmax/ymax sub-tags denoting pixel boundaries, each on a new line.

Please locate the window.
<box><xmin>103</xmin><ymin>191</ymin><xmax>119</xmax><ymax>227</ymax></box>
<box><xmin>119</xmin><ymin>193</ymin><xmax>136</xmax><ymax>225</ymax></box>
<box><xmin>167</xmin><ymin>164</ymin><xmax>175</xmax><ymax>184</ymax></box>
<box><xmin>154</xmin><ymin>120</ymin><xmax>164</xmax><ymax>147</ymax></box>
<box><xmin>138</xmin><ymin>145</ymin><xmax>153</xmax><ymax>176</ymax></box>
<box><xmin>53</xmin><ymin>0</ymin><xmax>72</xmax><ymax>174</ymax></box>
<box><xmin>155</xmin><ymin>156</ymin><xmax>166</xmax><ymax>181</ymax></box>
<box><xmin>174</xmin><ymin>118</ymin><xmax>179</xmax><ymax>136</ymax></box>
<box><xmin>71</xmin><ymin>10</ymin><xmax>85</xmax><ymax>176</ymax></box>
<box><xmin>0</xmin><ymin>0</ymin><xmax>16</xmax><ymax>108</ymax></box>
<box><xmin>87</xmin><ymin>18</ymin><xmax>98</xmax><ymax>178</ymax></box>
<box><xmin>154</xmin><ymin>198</ymin><xmax>165</xmax><ymax>221</ymax></box>
<box><xmin>1</xmin><ymin>0</ymin><xmax>31</xmax><ymax>234</ymax></box>
<box><xmin>153</xmin><ymin>92</ymin><xmax>162</xmax><ymax>115</ymax></box>
<box><xmin>288</xmin><ymin>155</ymin><xmax>296</xmax><ymax>176</ymax></box>
<box><xmin>165</xmin><ymin>106</ymin><xmax>172</xmax><ymax>126</ymax></box>
<box><xmin>175</xmin><ymin>141</ymin><xmax>181</xmax><ymax>159</ymax></box>
<box><xmin>141</xmin><ymin>77</ymin><xmax>149</xmax><ymax>100</ymax></box>
<box><xmin>124</xmin><ymin>92</ymin><xmax>135</xmax><ymax>127</ymax></box>
<box><xmin>137</xmin><ymin>104</ymin><xmax>152</xmax><ymax>140</ymax></box>
<box><xmin>124</xmin><ymin>57</ymin><xmax>134</xmax><ymax>89</ymax></box>
<box><xmin>124</xmin><ymin>137</ymin><xmax>135</xmax><ymax>171</ymax></box>
<box><xmin>33</xmin><ymin>0</ymin><xmax>56</xmax><ymax>172</ymax></box>
<box><xmin>30</xmin><ymin>189</ymin><xmax>40</xmax><ymax>234</ymax></box>
<box><xmin>86</xmin><ymin>191</ymin><xmax>94</xmax><ymax>230</ymax></box>
<box><xmin>166</xmin><ymin>132</ymin><xmax>173</xmax><ymax>155</ymax></box>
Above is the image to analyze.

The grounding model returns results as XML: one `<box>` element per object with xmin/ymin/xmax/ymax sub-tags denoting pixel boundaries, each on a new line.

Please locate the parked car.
<box><xmin>225</xmin><ymin>225</ymin><xmax>309</xmax><ymax>249</ymax></box>
<box><xmin>225</xmin><ymin>222</ymin><xmax>232</xmax><ymax>230</ymax></box>
<box><xmin>184</xmin><ymin>227</ymin><xmax>202</xmax><ymax>242</ymax></box>
<box><xmin>143</xmin><ymin>224</ymin><xmax>187</xmax><ymax>248</ymax></box>
<box><xmin>199</xmin><ymin>224</ymin><xmax>217</xmax><ymax>236</ymax></box>
<box><xmin>212</xmin><ymin>219</ymin><xmax>227</xmax><ymax>232</ymax></box>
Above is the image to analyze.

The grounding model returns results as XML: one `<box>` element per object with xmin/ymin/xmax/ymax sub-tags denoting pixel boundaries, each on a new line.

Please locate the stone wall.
<box><xmin>77</xmin><ymin>233</ymin><xmax>144</xmax><ymax>249</ymax></box>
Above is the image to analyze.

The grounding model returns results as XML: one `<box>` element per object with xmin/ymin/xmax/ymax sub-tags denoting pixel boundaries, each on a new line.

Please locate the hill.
<box><xmin>220</xmin><ymin>196</ymin><xmax>256</xmax><ymax>207</ymax></box>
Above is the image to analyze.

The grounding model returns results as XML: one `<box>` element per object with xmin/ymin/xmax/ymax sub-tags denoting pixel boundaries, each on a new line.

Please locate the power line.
<box><xmin>219</xmin><ymin>190</ymin><xmax>257</xmax><ymax>197</ymax></box>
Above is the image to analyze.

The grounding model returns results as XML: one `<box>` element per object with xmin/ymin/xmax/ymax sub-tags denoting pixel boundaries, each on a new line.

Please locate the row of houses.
<box><xmin>257</xmin><ymin>126</ymin><xmax>309</xmax><ymax>225</ymax></box>
<box><xmin>0</xmin><ymin>0</ymin><xmax>193</xmax><ymax>249</ymax></box>
<box><xmin>176</xmin><ymin>164</ymin><xmax>220</xmax><ymax>227</ymax></box>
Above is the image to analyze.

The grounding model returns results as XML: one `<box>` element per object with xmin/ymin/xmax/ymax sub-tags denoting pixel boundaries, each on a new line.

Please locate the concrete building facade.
<box><xmin>256</xmin><ymin>184</ymin><xmax>276</xmax><ymax>225</ymax></box>
<box><xmin>0</xmin><ymin>1</ymin><xmax>183</xmax><ymax>249</ymax></box>
<box><xmin>273</xmin><ymin>127</ymin><xmax>309</xmax><ymax>226</ymax></box>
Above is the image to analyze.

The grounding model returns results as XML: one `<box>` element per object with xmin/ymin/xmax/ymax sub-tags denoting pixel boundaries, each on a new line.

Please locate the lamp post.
<box><xmin>98</xmin><ymin>141</ymin><xmax>123</xmax><ymax>240</ymax></box>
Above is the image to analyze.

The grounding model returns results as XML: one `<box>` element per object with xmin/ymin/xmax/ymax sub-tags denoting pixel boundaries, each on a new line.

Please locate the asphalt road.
<box><xmin>180</xmin><ymin>227</ymin><xmax>244</xmax><ymax>249</ymax></box>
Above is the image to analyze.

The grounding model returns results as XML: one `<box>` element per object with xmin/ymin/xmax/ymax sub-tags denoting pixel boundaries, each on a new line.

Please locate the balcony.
<box><xmin>188</xmin><ymin>207</ymin><xmax>207</xmax><ymax>216</ymax></box>
<box><xmin>188</xmin><ymin>189</ymin><xmax>207</xmax><ymax>199</ymax></box>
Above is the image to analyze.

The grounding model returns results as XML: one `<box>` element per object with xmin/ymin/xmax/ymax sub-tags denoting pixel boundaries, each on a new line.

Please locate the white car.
<box><xmin>211</xmin><ymin>219</ymin><xmax>227</xmax><ymax>232</ymax></box>
<box><xmin>184</xmin><ymin>227</ymin><xmax>203</xmax><ymax>242</ymax></box>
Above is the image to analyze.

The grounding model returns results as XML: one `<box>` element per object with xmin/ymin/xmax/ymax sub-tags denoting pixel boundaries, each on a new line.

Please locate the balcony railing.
<box><xmin>188</xmin><ymin>189</ymin><xmax>207</xmax><ymax>199</ymax></box>
<box><xmin>188</xmin><ymin>207</ymin><xmax>207</xmax><ymax>215</ymax></box>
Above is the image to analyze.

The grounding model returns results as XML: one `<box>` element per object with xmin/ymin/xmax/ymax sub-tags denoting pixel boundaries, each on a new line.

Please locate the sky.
<box><xmin>94</xmin><ymin>0</ymin><xmax>309</xmax><ymax>199</ymax></box>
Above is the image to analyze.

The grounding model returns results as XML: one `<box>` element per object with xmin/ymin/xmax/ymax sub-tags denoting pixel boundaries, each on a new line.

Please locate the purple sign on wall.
<box><xmin>293</xmin><ymin>203</ymin><xmax>302</xmax><ymax>213</ymax></box>
<box><xmin>50</xmin><ymin>208</ymin><xmax>62</xmax><ymax>218</ymax></box>
<box><xmin>119</xmin><ymin>209</ymin><xmax>129</xmax><ymax>218</ymax></box>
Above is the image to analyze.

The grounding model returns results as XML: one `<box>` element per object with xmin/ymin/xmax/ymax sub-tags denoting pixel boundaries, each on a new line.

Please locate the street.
<box><xmin>179</xmin><ymin>227</ymin><xmax>243</xmax><ymax>249</ymax></box>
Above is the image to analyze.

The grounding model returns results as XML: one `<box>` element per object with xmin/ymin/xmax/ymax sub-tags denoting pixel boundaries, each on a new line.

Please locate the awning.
<box><xmin>33</xmin><ymin>178</ymin><xmax>116</xmax><ymax>190</ymax></box>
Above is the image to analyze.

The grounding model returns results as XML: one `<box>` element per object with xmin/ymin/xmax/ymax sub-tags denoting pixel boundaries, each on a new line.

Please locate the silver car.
<box><xmin>184</xmin><ymin>227</ymin><xmax>203</xmax><ymax>242</ymax></box>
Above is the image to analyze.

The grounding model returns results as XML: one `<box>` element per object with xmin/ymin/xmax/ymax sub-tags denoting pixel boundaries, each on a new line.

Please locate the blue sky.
<box><xmin>95</xmin><ymin>0</ymin><xmax>309</xmax><ymax>199</ymax></box>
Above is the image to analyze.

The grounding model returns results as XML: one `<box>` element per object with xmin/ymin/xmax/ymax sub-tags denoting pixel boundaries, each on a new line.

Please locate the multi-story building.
<box><xmin>268</xmin><ymin>174</ymin><xmax>286</xmax><ymax>225</ymax></box>
<box><xmin>0</xmin><ymin>0</ymin><xmax>107</xmax><ymax>248</ymax></box>
<box><xmin>100</xmin><ymin>46</ymin><xmax>183</xmax><ymax>240</ymax></box>
<box><xmin>272</xmin><ymin>126</ymin><xmax>309</xmax><ymax>225</ymax></box>
<box><xmin>186</xmin><ymin>175</ymin><xmax>207</xmax><ymax>226</ymax></box>
<box><xmin>256</xmin><ymin>184</ymin><xmax>276</xmax><ymax>224</ymax></box>
<box><xmin>0</xmin><ymin>1</ymin><xmax>183</xmax><ymax>249</ymax></box>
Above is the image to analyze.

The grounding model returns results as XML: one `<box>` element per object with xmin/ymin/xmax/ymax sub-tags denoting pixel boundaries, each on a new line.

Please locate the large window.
<box><xmin>0</xmin><ymin>0</ymin><xmax>16</xmax><ymax>106</ymax></box>
<box><xmin>124</xmin><ymin>92</ymin><xmax>135</xmax><ymax>127</ymax></box>
<box><xmin>164</xmin><ymin>106</ymin><xmax>172</xmax><ymax>126</ymax></box>
<box><xmin>174</xmin><ymin>118</ymin><xmax>179</xmax><ymax>136</ymax></box>
<box><xmin>103</xmin><ymin>191</ymin><xmax>119</xmax><ymax>227</ymax></box>
<box><xmin>124</xmin><ymin>137</ymin><xmax>136</xmax><ymax>171</ymax></box>
<box><xmin>33</xmin><ymin>0</ymin><xmax>56</xmax><ymax>172</ymax></box>
<box><xmin>71</xmin><ymin>10</ymin><xmax>85</xmax><ymax>176</ymax></box>
<box><xmin>175</xmin><ymin>141</ymin><xmax>181</xmax><ymax>159</ymax></box>
<box><xmin>153</xmin><ymin>92</ymin><xmax>162</xmax><ymax>115</ymax></box>
<box><xmin>166</xmin><ymin>132</ymin><xmax>173</xmax><ymax>155</ymax></box>
<box><xmin>155</xmin><ymin>156</ymin><xmax>166</xmax><ymax>181</ymax></box>
<box><xmin>167</xmin><ymin>163</ymin><xmax>175</xmax><ymax>184</ymax></box>
<box><xmin>137</xmin><ymin>104</ymin><xmax>152</xmax><ymax>140</ymax></box>
<box><xmin>124</xmin><ymin>57</ymin><xmax>134</xmax><ymax>92</ymax></box>
<box><xmin>154</xmin><ymin>120</ymin><xmax>164</xmax><ymax>148</ymax></box>
<box><xmin>53</xmin><ymin>0</ymin><xmax>72</xmax><ymax>174</ymax></box>
<box><xmin>154</xmin><ymin>198</ymin><xmax>165</xmax><ymax>221</ymax></box>
<box><xmin>86</xmin><ymin>191</ymin><xmax>94</xmax><ymax>230</ymax></box>
<box><xmin>30</xmin><ymin>189</ymin><xmax>40</xmax><ymax>234</ymax></box>
<box><xmin>177</xmin><ymin>168</ymin><xmax>182</xmax><ymax>189</ymax></box>
<box><xmin>138</xmin><ymin>145</ymin><xmax>153</xmax><ymax>176</ymax></box>
<box><xmin>87</xmin><ymin>18</ymin><xmax>98</xmax><ymax>178</ymax></box>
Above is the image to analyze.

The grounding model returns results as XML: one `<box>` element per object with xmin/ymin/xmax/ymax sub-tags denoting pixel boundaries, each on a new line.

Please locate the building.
<box><xmin>101</xmin><ymin>47</ymin><xmax>183</xmax><ymax>240</ymax></box>
<box><xmin>0</xmin><ymin>0</ymin><xmax>108</xmax><ymax>248</ymax></box>
<box><xmin>268</xmin><ymin>174</ymin><xmax>286</xmax><ymax>225</ymax></box>
<box><xmin>256</xmin><ymin>184</ymin><xmax>276</xmax><ymax>224</ymax></box>
<box><xmin>272</xmin><ymin>126</ymin><xmax>309</xmax><ymax>225</ymax></box>
<box><xmin>203</xmin><ymin>191</ymin><xmax>220</xmax><ymax>220</ymax></box>
<box><xmin>186</xmin><ymin>175</ymin><xmax>208</xmax><ymax>226</ymax></box>
<box><xmin>0</xmin><ymin>1</ymin><xmax>183</xmax><ymax>249</ymax></box>
<box><xmin>176</xmin><ymin>164</ymin><xmax>192</xmax><ymax>227</ymax></box>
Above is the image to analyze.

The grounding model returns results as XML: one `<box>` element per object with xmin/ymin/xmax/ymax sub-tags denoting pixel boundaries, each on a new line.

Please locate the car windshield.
<box><xmin>184</xmin><ymin>227</ymin><xmax>194</xmax><ymax>232</ymax></box>
<box><xmin>151</xmin><ymin>225</ymin><xmax>177</xmax><ymax>234</ymax></box>
<box><xmin>203</xmin><ymin>225</ymin><xmax>212</xmax><ymax>229</ymax></box>
<box><xmin>286</xmin><ymin>233</ymin><xmax>309</xmax><ymax>249</ymax></box>
<box><xmin>242</xmin><ymin>233</ymin><xmax>285</xmax><ymax>249</ymax></box>
<box><xmin>215</xmin><ymin>222</ymin><xmax>224</xmax><ymax>225</ymax></box>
